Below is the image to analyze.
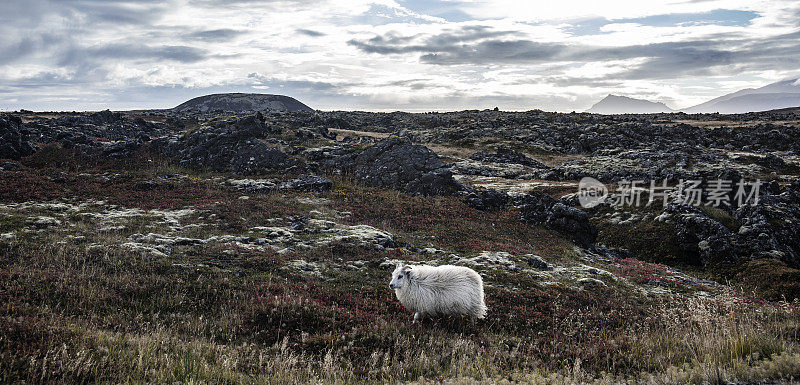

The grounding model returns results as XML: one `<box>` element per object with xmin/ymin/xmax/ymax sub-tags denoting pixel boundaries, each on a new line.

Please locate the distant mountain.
<box><xmin>586</xmin><ymin>95</ymin><xmax>674</xmax><ymax>114</ymax></box>
<box><xmin>683</xmin><ymin>78</ymin><xmax>800</xmax><ymax>113</ymax></box>
<box><xmin>173</xmin><ymin>93</ymin><xmax>313</xmax><ymax>113</ymax></box>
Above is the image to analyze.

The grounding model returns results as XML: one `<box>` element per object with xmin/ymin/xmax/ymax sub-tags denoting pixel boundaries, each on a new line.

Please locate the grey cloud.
<box><xmin>58</xmin><ymin>44</ymin><xmax>209</xmax><ymax>67</ymax></box>
<box><xmin>0</xmin><ymin>32</ymin><xmax>68</xmax><ymax>64</ymax></box>
<box><xmin>184</xmin><ymin>29</ymin><xmax>246</xmax><ymax>42</ymax></box>
<box><xmin>383</xmin><ymin>78</ymin><xmax>439</xmax><ymax>90</ymax></box>
<box><xmin>247</xmin><ymin>73</ymin><xmax>351</xmax><ymax>95</ymax></box>
<box><xmin>297</xmin><ymin>29</ymin><xmax>326</xmax><ymax>37</ymax></box>
<box><xmin>0</xmin><ymin>38</ymin><xmax>40</xmax><ymax>65</ymax></box>
<box><xmin>0</xmin><ymin>0</ymin><xmax>177</xmax><ymax>67</ymax></box>
<box><xmin>421</xmin><ymin>40</ymin><xmax>565</xmax><ymax>64</ymax></box>
<box><xmin>350</xmin><ymin>25</ymin><xmax>800</xmax><ymax>83</ymax></box>
<box><xmin>348</xmin><ymin>25</ymin><xmax>516</xmax><ymax>55</ymax></box>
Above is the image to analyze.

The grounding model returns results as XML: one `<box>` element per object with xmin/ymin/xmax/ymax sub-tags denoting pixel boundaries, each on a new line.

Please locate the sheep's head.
<box><xmin>389</xmin><ymin>264</ymin><xmax>412</xmax><ymax>290</ymax></box>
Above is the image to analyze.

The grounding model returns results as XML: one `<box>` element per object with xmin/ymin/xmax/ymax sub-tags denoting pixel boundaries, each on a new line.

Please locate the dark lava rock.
<box><xmin>734</xmin><ymin>185</ymin><xmax>800</xmax><ymax>267</ymax></box>
<box><xmin>290</xmin><ymin>216</ymin><xmax>310</xmax><ymax>231</ymax></box>
<box><xmin>546</xmin><ymin>203</ymin><xmax>598</xmax><ymax>248</ymax></box>
<box><xmin>0</xmin><ymin>161</ymin><xmax>21</xmax><ymax>171</ymax></box>
<box><xmin>280</xmin><ymin>175</ymin><xmax>332</xmax><ymax>192</ymax></box>
<box><xmin>26</xmin><ymin>110</ymin><xmax>172</xmax><ymax>144</ymax></box>
<box><xmin>405</xmin><ymin>169</ymin><xmax>469</xmax><ymax>196</ymax></box>
<box><xmin>469</xmin><ymin>147</ymin><xmax>547</xmax><ymax>168</ymax></box>
<box><xmin>103</xmin><ymin>139</ymin><xmax>142</xmax><ymax>158</ymax></box>
<box><xmin>0</xmin><ymin>114</ymin><xmax>37</xmax><ymax>160</ymax></box>
<box><xmin>228</xmin><ymin>145</ymin><xmax>293</xmax><ymax>175</ymax></box>
<box><xmin>658</xmin><ymin>177</ymin><xmax>800</xmax><ymax>267</ymax></box>
<box><xmin>525</xmin><ymin>255</ymin><xmax>552</xmax><ymax>270</ymax></box>
<box><xmin>156</xmin><ymin>114</ymin><xmax>296</xmax><ymax>175</ymax></box>
<box><xmin>295</xmin><ymin>127</ymin><xmax>335</xmax><ymax>141</ymax></box>
<box><xmin>519</xmin><ymin>193</ymin><xmax>558</xmax><ymax>222</ymax></box>
<box><xmin>325</xmin><ymin>137</ymin><xmax>465</xmax><ymax>196</ymax></box>
<box><xmin>760</xmin><ymin>153</ymin><xmax>787</xmax><ymax>170</ymax></box>
<box><xmin>463</xmin><ymin>189</ymin><xmax>511</xmax><ymax>211</ymax></box>
<box><xmin>88</xmin><ymin>110</ymin><xmax>124</xmax><ymax>125</ymax></box>
<box><xmin>350</xmin><ymin>137</ymin><xmax>444</xmax><ymax>189</ymax></box>
<box><xmin>588</xmin><ymin>245</ymin><xmax>635</xmax><ymax>260</ymax></box>
<box><xmin>519</xmin><ymin>193</ymin><xmax>597</xmax><ymax>247</ymax></box>
<box><xmin>669</xmin><ymin>205</ymin><xmax>736</xmax><ymax>266</ymax></box>
<box><xmin>56</xmin><ymin>131</ymin><xmax>95</xmax><ymax>149</ymax></box>
<box><xmin>134</xmin><ymin>180</ymin><xmax>160</xmax><ymax>191</ymax></box>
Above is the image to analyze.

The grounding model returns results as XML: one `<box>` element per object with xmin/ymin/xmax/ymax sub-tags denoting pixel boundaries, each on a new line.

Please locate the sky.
<box><xmin>1</xmin><ymin>0</ymin><xmax>799</xmax><ymax>112</ymax></box>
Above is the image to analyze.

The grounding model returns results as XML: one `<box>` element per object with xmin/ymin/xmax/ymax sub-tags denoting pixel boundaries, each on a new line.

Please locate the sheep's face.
<box><xmin>389</xmin><ymin>265</ymin><xmax>412</xmax><ymax>290</ymax></box>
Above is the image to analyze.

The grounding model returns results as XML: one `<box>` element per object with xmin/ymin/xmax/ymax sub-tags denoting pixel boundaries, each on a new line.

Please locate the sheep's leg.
<box><xmin>470</xmin><ymin>316</ymin><xmax>476</xmax><ymax>327</ymax></box>
<box><xmin>413</xmin><ymin>312</ymin><xmax>421</xmax><ymax>323</ymax></box>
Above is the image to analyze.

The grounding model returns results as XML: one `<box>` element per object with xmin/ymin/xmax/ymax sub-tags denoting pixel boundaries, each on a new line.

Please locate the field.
<box><xmin>2</xmin><ymin>144</ymin><xmax>800</xmax><ymax>384</ymax></box>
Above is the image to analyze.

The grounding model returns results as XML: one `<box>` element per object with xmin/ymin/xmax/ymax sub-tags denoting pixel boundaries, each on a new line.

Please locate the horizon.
<box><xmin>2</xmin><ymin>0</ymin><xmax>800</xmax><ymax>112</ymax></box>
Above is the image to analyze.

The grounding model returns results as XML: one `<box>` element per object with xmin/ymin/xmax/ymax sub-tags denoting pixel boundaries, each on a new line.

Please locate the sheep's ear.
<box><xmin>401</xmin><ymin>265</ymin><xmax>413</xmax><ymax>277</ymax></box>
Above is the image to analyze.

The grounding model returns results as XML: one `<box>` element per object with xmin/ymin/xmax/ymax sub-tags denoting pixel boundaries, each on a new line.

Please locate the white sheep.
<box><xmin>389</xmin><ymin>264</ymin><xmax>487</xmax><ymax>324</ymax></box>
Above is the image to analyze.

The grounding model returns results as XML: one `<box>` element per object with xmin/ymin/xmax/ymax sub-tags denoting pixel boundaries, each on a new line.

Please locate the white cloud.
<box><xmin>0</xmin><ymin>0</ymin><xmax>799</xmax><ymax>111</ymax></box>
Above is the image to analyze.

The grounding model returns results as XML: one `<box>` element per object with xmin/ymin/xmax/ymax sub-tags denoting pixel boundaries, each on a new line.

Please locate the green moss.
<box><xmin>346</xmin><ymin>143</ymin><xmax>372</xmax><ymax>154</ymax></box>
<box><xmin>597</xmin><ymin>218</ymin><xmax>686</xmax><ymax>266</ymax></box>
<box><xmin>699</xmin><ymin>205</ymin><xmax>741</xmax><ymax>232</ymax></box>
<box><xmin>0</xmin><ymin>214</ymin><xmax>26</xmax><ymax>233</ymax></box>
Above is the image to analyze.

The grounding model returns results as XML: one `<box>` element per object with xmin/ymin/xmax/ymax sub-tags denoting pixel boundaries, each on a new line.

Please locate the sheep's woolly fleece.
<box><xmin>390</xmin><ymin>264</ymin><xmax>487</xmax><ymax>321</ymax></box>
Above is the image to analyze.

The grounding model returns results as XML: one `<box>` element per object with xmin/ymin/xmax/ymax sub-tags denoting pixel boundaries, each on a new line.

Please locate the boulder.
<box><xmin>405</xmin><ymin>169</ymin><xmax>469</xmax><ymax>196</ymax></box>
<box><xmin>351</xmin><ymin>137</ymin><xmax>444</xmax><ymax>189</ymax></box>
<box><xmin>675</xmin><ymin>211</ymin><xmax>736</xmax><ymax>265</ymax></box>
<box><xmin>760</xmin><ymin>153</ymin><xmax>787</xmax><ymax>170</ymax></box>
<box><xmin>545</xmin><ymin>203</ymin><xmax>598</xmax><ymax>248</ymax></box>
<box><xmin>463</xmin><ymin>189</ymin><xmax>511</xmax><ymax>211</ymax></box>
<box><xmin>327</xmin><ymin>137</ymin><xmax>462</xmax><ymax>196</ymax></box>
<box><xmin>156</xmin><ymin>114</ymin><xmax>296</xmax><ymax>175</ymax></box>
<box><xmin>103</xmin><ymin>139</ymin><xmax>142</xmax><ymax>158</ymax></box>
<box><xmin>280</xmin><ymin>175</ymin><xmax>332</xmax><ymax>192</ymax></box>
<box><xmin>469</xmin><ymin>147</ymin><xmax>547</xmax><ymax>168</ymax></box>
<box><xmin>228</xmin><ymin>144</ymin><xmax>293</xmax><ymax>175</ymax></box>
<box><xmin>525</xmin><ymin>255</ymin><xmax>552</xmax><ymax>270</ymax></box>
<box><xmin>734</xmin><ymin>185</ymin><xmax>800</xmax><ymax>267</ymax></box>
<box><xmin>519</xmin><ymin>193</ymin><xmax>597</xmax><ymax>247</ymax></box>
<box><xmin>0</xmin><ymin>161</ymin><xmax>21</xmax><ymax>171</ymax></box>
<box><xmin>0</xmin><ymin>114</ymin><xmax>37</xmax><ymax>160</ymax></box>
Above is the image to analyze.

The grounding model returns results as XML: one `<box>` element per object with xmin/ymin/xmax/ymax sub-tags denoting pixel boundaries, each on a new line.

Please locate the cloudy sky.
<box><xmin>1</xmin><ymin>0</ymin><xmax>799</xmax><ymax>112</ymax></box>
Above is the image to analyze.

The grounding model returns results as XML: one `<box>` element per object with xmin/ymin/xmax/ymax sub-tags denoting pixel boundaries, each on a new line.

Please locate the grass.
<box><xmin>3</xmin><ymin>232</ymin><xmax>798</xmax><ymax>384</ymax></box>
<box><xmin>733</xmin><ymin>259</ymin><xmax>800</xmax><ymax>301</ymax></box>
<box><xmin>2</xmin><ymin>147</ymin><xmax>800</xmax><ymax>384</ymax></box>
<box><xmin>328</xmin><ymin>177</ymin><xmax>572</xmax><ymax>258</ymax></box>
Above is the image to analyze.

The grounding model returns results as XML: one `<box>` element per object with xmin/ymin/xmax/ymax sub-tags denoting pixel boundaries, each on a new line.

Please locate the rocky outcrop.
<box><xmin>469</xmin><ymin>147</ymin><xmax>547</xmax><ymax>168</ymax></box>
<box><xmin>103</xmin><ymin>139</ymin><xmax>143</xmax><ymax>158</ymax></box>
<box><xmin>25</xmin><ymin>110</ymin><xmax>171</xmax><ymax>144</ymax></box>
<box><xmin>463</xmin><ymin>189</ymin><xmax>511</xmax><ymax>211</ymax></box>
<box><xmin>665</xmin><ymin>202</ymin><xmax>736</xmax><ymax>265</ymax></box>
<box><xmin>155</xmin><ymin>114</ymin><xmax>297</xmax><ymax>175</ymax></box>
<box><xmin>280</xmin><ymin>175</ymin><xmax>332</xmax><ymax>193</ymax></box>
<box><xmin>651</xmin><ymin>178</ymin><xmax>800</xmax><ymax>267</ymax></box>
<box><xmin>734</xmin><ymin>180</ymin><xmax>800</xmax><ymax>267</ymax></box>
<box><xmin>0</xmin><ymin>114</ymin><xmax>37</xmax><ymax>160</ymax></box>
<box><xmin>519</xmin><ymin>193</ymin><xmax>597</xmax><ymax>247</ymax></box>
<box><xmin>327</xmin><ymin>137</ymin><xmax>465</xmax><ymax>196</ymax></box>
<box><xmin>405</xmin><ymin>169</ymin><xmax>469</xmax><ymax>196</ymax></box>
<box><xmin>350</xmin><ymin>137</ymin><xmax>443</xmax><ymax>189</ymax></box>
